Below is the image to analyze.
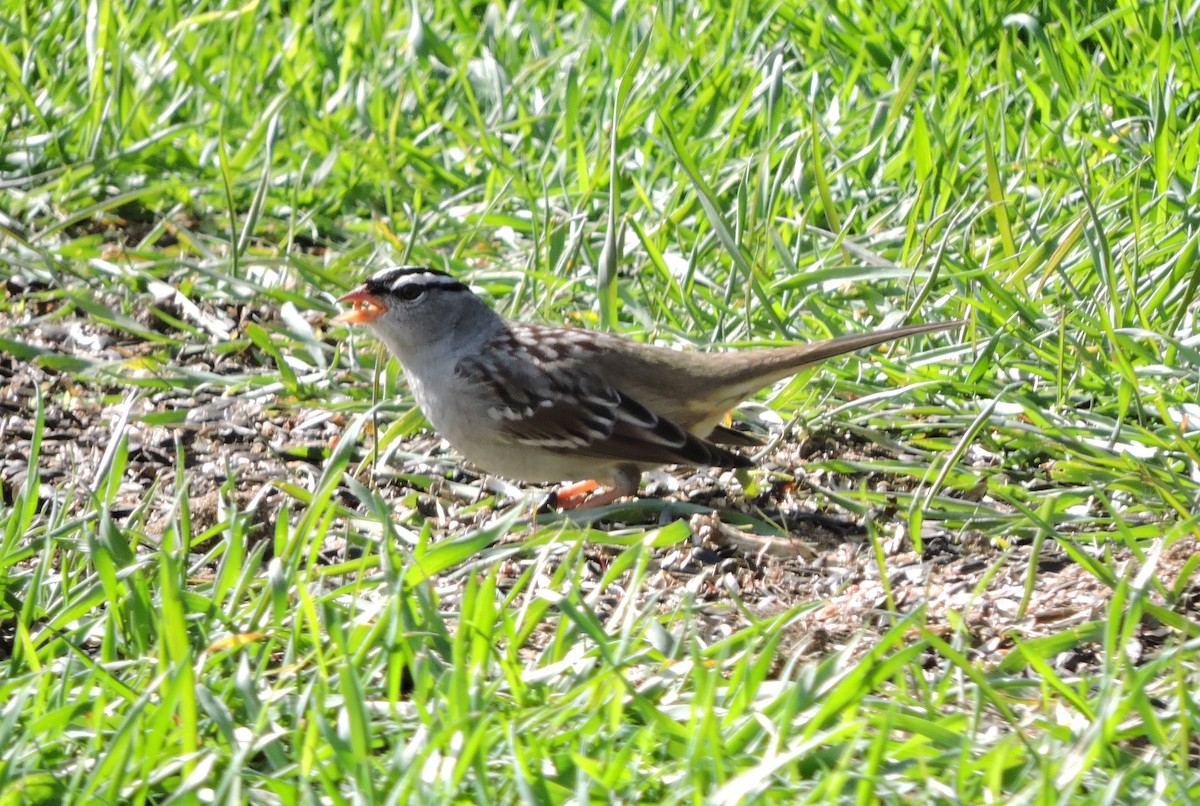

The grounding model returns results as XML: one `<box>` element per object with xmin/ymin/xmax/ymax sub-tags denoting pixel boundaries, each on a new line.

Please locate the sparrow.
<box><xmin>336</xmin><ymin>265</ymin><xmax>962</xmax><ymax>507</ymax></box>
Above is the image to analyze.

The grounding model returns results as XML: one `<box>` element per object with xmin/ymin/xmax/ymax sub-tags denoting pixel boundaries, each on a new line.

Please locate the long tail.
<box><xmin>612</xmin><ymin>316</ymin><xmax>966</xmax><ymax>441</ymax></box>
<box><xmin>716</xmin><ymin>318</ymin><xmax>967</xmax><ymax>401</ymax></box>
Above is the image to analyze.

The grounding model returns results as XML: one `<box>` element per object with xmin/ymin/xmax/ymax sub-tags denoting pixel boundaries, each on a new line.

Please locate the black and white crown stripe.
<box><xmin>364</xmin><ymin>265</ymin><xmax>469</xmax><ymax>295</ymax></box>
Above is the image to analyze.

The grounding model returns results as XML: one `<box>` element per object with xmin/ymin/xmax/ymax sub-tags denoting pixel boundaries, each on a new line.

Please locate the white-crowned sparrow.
<box><xmin>335</xmin><ymin>265</ymin><xmax>963</xmax><ymax>506</ymax></box>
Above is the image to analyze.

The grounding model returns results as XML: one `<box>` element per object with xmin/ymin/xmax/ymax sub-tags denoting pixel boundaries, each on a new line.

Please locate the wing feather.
<box><xmin>455</xmin><ymin>326</ymin><xmax>751</xmax><ymax>469</ymax></box>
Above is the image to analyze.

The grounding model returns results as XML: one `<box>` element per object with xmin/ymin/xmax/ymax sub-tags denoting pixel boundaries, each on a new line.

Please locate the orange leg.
<box><xmin>554</xmin><ymin>480</ymin><xmax>644</xmax><ymax>510</ymax></box>
<box><xmin>553</xmin><ymin>466</ymin><xmax>642</xmax><ymax>510</ymax></box>
<box><xmin>553</xmin><ymin>480</ymin><xmax>600</xmax><ymax>510</ymax></box>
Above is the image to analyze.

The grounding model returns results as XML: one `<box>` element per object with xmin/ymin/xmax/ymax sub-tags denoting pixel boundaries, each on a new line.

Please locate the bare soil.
<box><xmin>3</xmin><ymin>292</ymin><xmax>1196</xmax><ymax>670</ymax></box>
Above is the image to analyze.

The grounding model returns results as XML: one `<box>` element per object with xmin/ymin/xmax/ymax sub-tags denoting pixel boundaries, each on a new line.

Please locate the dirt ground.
<box><xmin>3</xmin><ymin>290</ymin><xmax>1197</xmax><ymax>670</ymax></box>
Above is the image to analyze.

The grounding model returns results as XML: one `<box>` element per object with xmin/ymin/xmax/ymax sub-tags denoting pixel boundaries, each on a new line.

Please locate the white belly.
<box><xmin>408</xmin><ymin>371</ymin><xmax>623</xmax><ymax>484</ymax></box>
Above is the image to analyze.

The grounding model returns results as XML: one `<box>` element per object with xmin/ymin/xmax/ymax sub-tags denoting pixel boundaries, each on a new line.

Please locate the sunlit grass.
<box><xmin>2</xmin><ymin>0</ymin><xmax>1198</xmax><ymax>801</ymax></box>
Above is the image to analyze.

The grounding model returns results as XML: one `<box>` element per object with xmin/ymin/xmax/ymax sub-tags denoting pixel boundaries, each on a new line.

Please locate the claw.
<box><xmin>553</xmin><ymin>479</ymin><xmax>601</xmax><ymax>510</ymax></box>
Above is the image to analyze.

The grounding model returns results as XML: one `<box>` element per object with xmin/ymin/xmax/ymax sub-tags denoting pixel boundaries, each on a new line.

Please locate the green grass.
<box><xmin>3</xmin><ymin>0</ymin><xmax>1200</xmax><ymax>801</ymax></box>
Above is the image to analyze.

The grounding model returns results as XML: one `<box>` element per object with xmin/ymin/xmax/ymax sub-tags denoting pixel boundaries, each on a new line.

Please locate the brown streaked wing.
<box><xmin>454</xmin><ymin>333</ymin><xmax>752</xmax><ymax>469</ymax></box>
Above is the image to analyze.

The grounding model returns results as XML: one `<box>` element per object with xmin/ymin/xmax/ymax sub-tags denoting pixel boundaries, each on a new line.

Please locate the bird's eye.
<box><xmin>397</xmin><ymin>284</ymin><xmax>425</xmax><ymax>302</ymax></box>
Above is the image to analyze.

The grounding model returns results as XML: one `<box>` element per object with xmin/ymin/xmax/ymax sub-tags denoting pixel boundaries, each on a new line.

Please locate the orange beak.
<box><xmin>334</xmin><ymin>286</ymin><xmax>387</xmax><ymax>324</ymax></box>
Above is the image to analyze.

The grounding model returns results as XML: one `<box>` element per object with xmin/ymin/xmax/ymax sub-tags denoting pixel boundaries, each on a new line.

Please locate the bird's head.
<box><xmin>335</xmin><ymin>265</ymin><xmax>494</xmax><ymax>361</ymax></box>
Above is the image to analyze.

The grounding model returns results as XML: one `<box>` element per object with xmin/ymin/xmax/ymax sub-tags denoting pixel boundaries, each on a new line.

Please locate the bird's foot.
<box><xmin>551</xmin><ymin>480</ymin><xmax>599</xmax><ymax>510</ymax></box>
<box><xmin>551</xmin><ymin>480</ymin><xmax>634</xmax><ymax>510</ymax></box>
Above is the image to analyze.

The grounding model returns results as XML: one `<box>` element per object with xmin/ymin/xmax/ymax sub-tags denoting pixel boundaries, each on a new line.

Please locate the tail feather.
<box><xmin>723</xmin><ymin>319</ymin><xmax>967</xmax><ymax>393</ymax></box>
